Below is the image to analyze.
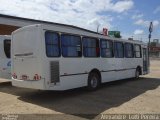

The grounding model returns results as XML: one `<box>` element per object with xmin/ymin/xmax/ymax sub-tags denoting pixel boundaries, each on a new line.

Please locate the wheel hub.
<box><xmin>91</xmin><ymin>76</ymin><xmax>98</xmax><ymax>88</ymax></box>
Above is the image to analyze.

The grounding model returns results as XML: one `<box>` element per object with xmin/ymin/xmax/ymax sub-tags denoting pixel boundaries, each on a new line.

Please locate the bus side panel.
<box><xmin>43</xmin><ymin>58</ymin><xmax>88</xmax><ymax>90</ymax></box>
<box><xmin>0</xmin><ymin>36</ymin><xmax>11</xmax><ymax>79</ymax></box>
<box><xmin>0</xmin><ymin>59</ymin><xmax>11</xmax><ymax>79</ymax></box>
<box><xmin>100</xmin><ymin>58</ymin><xmax>117</xmax><ymax>83</ymax></box>
<box><xmin>51</xmin><ymin>75</ymin><xmax>88</xmax><ymax>90</ymax></box>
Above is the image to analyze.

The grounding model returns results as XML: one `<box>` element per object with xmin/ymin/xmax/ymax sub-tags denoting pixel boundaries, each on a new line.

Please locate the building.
<box><xmin>0</xmin><ymin>14</ymin><xmax>96</xmax><ymax>35</ymax></box>
<box><xmin>150</xmin><ymin>39</ymin><xmax>160</xmax><ymax>57</ymax></box>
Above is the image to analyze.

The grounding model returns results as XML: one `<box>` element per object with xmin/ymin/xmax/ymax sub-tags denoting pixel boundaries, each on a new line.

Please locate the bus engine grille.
<box><xmin>50</xmin><ymin>61</ymin><xmax>60</xmax><ymax>83</ymax></box>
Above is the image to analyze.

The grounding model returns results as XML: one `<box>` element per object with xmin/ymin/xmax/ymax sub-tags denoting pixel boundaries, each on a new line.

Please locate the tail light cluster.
<box><xmin>21</xmin><ymin>75</ymin><xmax>28</xmax><ymax>80</ymax></box>
<box><xmin>12</xmin><ymin>73</ymin><xmax>41</xmax><ymax>80</ymax></box>
<box><xmin>33</xmin><ymin>74</ymin><xmax>41</xmax><ymax>80</ymax></box>
<box><xmin>12</xmin><ymin>73</ymin><xmax>17</xmax><ymax>79</ymax></box>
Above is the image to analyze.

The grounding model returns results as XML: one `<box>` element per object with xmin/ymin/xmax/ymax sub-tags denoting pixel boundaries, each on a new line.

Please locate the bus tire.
<box><xmin>135</xmin><ymin>68</ymin><xmax>140</xmax><ymax>79</ymax></box>
<box><xmin>87</xmin><ymin>72</ymin><xmax>100</xmax><ymax>91</ymax></box>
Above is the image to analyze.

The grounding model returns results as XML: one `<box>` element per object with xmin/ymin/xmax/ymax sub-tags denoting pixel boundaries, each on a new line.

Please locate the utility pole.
<box><xmin>149</xmin><ymin>22</ymin><xmax>153</xmax><ymax>48</ymax></box>
<box><xmin>97</xmin><ymin>24</ymin><xmax>100</xmax><ymax>33</ymax></box>
<box><xmin>148</xmin><ymin>22</ymin><xmax>153</xmax><ymax>66</ymax></box>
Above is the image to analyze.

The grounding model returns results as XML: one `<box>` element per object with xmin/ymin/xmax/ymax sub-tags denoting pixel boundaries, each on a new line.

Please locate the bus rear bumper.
<box><xmin>11</xmin><ymin>78</ymin><xmax>46</xmax><ymax>90</ymax></box>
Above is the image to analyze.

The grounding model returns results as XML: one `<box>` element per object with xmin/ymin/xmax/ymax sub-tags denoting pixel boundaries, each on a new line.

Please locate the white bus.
<box><xmin>0</xmin><ymin>35</ymin><xmax>11</xmax><ymax>79</ymax></box>
<box><xmin>11</xmin><ymin>24</ymin><xmax>149</xmax><ymax>91</ymax></box>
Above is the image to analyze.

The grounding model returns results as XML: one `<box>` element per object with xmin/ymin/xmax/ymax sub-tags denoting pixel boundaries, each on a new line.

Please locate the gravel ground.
<box><xmin>0</xmin><ymin>60</ymin><xmax>160</xmax><ymax>120</ymax></box>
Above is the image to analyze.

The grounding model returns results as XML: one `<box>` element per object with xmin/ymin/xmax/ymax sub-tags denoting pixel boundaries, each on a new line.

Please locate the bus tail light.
<box><xmin>21</xmin><ymin>75</ymin><xmax>28</xmax><ymax>80</ymax></box>
<box><xmin>33</xmin><ymin>74</ymin><xmax>41</xmax><ymax>80</ymax></box>
<box><xmin>12</xmin><ymin>73</ymin><xmax>17</xmax><ymax>79</ymax></box>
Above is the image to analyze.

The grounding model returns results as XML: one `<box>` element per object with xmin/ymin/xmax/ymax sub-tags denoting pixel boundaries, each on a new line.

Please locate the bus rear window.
<box><xmin>45</xmin><ymin>31</ymin><xmax>60</xmax><ymax>57</ymax></box>
<box><xmin>4</xmin><ymin>39</ymin><xmax>11</xmax><ymax>58</ymax></box>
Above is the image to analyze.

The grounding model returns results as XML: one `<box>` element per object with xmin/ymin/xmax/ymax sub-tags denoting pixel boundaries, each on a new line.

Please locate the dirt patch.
<box><xmin>0</xmin><ymin>60</ymin><xmax>160</xmax><ymax>120</ymax></box>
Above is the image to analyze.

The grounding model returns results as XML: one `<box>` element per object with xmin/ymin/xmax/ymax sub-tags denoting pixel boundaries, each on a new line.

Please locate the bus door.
<box><xmin>143</xmin><ymin>48</ymin><xmax>148</xmax><ymax>73</ymax></box>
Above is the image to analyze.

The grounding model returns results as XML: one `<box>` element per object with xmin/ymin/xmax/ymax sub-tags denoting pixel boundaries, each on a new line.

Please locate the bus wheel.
<box><xmin>135</xmin><ymin>68</ymin><xmax>140</xmax><ymax>79</ymax></box>
<box><xmin>87</xmin><ymin>72</ymin><xmax>100</xmax><ymax>91</ymax></box>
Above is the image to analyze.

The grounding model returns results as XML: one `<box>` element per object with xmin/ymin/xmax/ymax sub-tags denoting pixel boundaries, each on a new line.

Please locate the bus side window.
<box><xmin>100</xmin><ymin>39</ymin><xmax>114</xmax><ymax>58</ymax></box>
<box><xmin>4</xmin><ymin>39</ymin><xmax>11</xmax><ymax>59</ymax></box>
<box><xmin>125</xmin><ymin>43</ymin><xmax>134</xmax><ymax>58</ymax></box>
<box><xmin>114</xmin><ymin>42</ymin><xmax>124</xmax><ymax>58</ymax></box>
<box><xmin>83</xmin><ymin>37</ymin><xmax>100</xmax><ymax>57</ymax></box>
<box><xmin>45</xmin><ymin>31</ymin><xmax>60</xmax><ymax>57</ymax></box>
<box><xmin>134</xmin><ymin>44</ymin><xmax>141</xmax><ymax>58</ymax></box>
<box><xmin>61</xmin><ymin>34</ymin><xmax>82</xmax><ymax>57</ymax></box>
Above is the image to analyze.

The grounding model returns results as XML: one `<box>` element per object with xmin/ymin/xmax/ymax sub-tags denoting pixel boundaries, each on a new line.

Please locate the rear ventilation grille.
<box><xmin>50</xmin><ymin>61</ymin><xmax>60</xmax><ymax>83</ymax></box>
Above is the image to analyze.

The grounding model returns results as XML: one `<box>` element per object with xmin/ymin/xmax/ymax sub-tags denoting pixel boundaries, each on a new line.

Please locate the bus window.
<box><xmin>83</xmin><ymin>37</ymin><xmax>99</xmax><ymax>57</ymax></box>
<box><xmin>125</xmin><ymin>43</ymin><xmax>134</xmax><ymax>58</ymax></box>
<box><xmin>134</xmin><ymin>44</ymin><xmax>141</xmax><ymax>58</ymax></box>
<box><xmin>114</xmin><ymin>42</ymin><xmax>124</xmax><ymax>58</ymax></box>
<box><xmin>100</xmin><ymin>39</ymin><xmax>114</xmax><ymax>58</ymax></box>
<box><xmin>4</xmin><ymin>39</ymin><xmax>11</xmax><ymax>58</ymax></box>
<box><xmin>61</xmin><ymin>34</ymin><xmax>82</xmax><ymax>57</ymax></box>
<box><xmin>45</xmin><ymin>31</ymin><xmax>60</xmax><ymax>57</ymax></box>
